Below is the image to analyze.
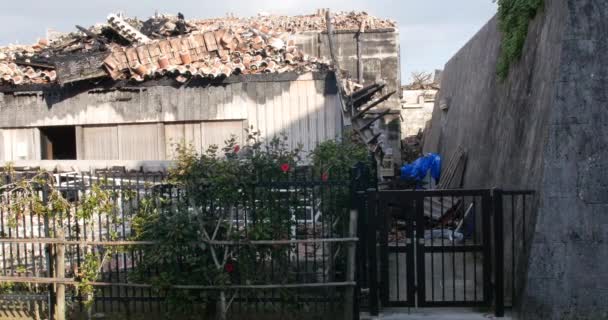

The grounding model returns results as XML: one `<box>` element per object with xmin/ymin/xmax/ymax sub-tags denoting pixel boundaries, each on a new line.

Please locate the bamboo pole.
<box><xmin>0</xmin><ymin>276</ymin><xmax>355</xmax><ymax>290</ymax></box>
<box><xmin>0</xmin><ymin>237</ymin><xmax>358</xmax><ymax>246</ymax></box>
<box><xmin>54</xmin><ymin>229</ymin><xmax>65</xmax><ymax>320</ymax></box>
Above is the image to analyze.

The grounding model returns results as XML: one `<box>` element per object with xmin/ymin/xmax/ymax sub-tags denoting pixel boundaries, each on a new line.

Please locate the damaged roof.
<box><xmin>0</xmin><ymin>10</ymin><xmax>396</xmax><ymax>87</ymax></box>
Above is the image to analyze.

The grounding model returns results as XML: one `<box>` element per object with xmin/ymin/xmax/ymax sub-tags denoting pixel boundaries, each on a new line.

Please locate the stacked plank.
<box><xmin>437</xmin><ymin>147</ymin><xmax>467</xmax><ymax>189</ymax></box>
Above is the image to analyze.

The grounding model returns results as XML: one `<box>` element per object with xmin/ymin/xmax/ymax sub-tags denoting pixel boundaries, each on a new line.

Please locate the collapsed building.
<box><xmin>0</xmin><ymin>10</ymin><xmax>401</xmax><ymax>174</ymax></box>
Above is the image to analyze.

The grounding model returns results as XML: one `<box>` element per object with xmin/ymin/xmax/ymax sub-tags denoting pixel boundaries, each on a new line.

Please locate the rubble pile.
<box><xmin>187</xmin><ymin>10</ymin><xmax>396</xmax><ymax>34</ymax></box>
<box><xmin>0</xmin><ymin>10</ymin><xmax>396</xmax><ymax>86</ymax></box>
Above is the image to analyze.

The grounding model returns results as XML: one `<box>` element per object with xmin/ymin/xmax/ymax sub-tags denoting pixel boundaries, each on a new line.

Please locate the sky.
<box><xmin>0</xmin><ymin>0</ymin><xmax>497</xmax><ymax>84</ymax></box>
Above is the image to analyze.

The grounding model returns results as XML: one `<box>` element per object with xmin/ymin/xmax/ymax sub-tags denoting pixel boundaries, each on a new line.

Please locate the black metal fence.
<box><xmin>0</xmin><ymin>167</ymin><xmax>362</xmax><ymax>319</ymax></box>
<box><xmin>493</xmin><ymin>189</ymin><xmax>535</xmax><ymax>309</ymax></box>
<box><xmin>358</xmin><ymin>188</ymin><xmax>535</xmax><ymax>317</ymax></box>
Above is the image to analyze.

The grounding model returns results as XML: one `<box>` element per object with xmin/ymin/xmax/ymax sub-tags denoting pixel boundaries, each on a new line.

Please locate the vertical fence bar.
<box><xmin>493</xmin><ymin>189</ymin><xmax>505</xmax><ymax>317</ymax></box>
<box><xmin>415</xmin><ymin>194</ymin><xmax>426</xmax><ymax>306</ymax></box>
<box><xmin>367</xmin><ymin>190</ymin><xmax>379</xmax><ymax>316</ymax></box>
<box><xmin>481</xmin><ymin>191</ymin><xmax>492</xmax><ymax>306</ymax></box>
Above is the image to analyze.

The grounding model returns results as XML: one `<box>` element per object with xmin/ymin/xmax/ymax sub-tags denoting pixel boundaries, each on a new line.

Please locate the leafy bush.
<box><xmin>130</xmin><ymin>129</ymin><xmax>369</xmax><ymax>318</ymax></box>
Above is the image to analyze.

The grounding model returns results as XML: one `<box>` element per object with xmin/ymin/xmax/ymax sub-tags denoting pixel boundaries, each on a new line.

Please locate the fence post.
<box><xmin>367</xmin><ymin>190</ymin><xmax>380</xmax><ymax>316</ymax></box>
<box><xmin>493</xmin><ymin>189</ymin><xmax>505</xmax><ymax>317</ymax></box>
<box><xmin>346</xmin><ymin>163</ymin><xmax>366</xmax><ymax>320</ymax></box>
<box><xmin>55</xmin><ymin>228</ymin><xmax>66</xmax><ymax>320</ymax></box>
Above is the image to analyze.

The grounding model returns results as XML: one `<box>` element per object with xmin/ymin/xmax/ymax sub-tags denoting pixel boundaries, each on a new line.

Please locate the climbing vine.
<box><xmin>496</xmin><ymin>0</ymin><xmax>544</xmax><ymax>79</ymax></box>
<box><xmin>0</xmin><ymin>165</ymin><xmax>119</xmax><ymax>317</ymax></box>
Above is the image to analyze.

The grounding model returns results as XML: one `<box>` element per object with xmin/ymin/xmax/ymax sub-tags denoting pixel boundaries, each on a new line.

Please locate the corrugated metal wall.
<box><xmin>0</xmin><ymin>128</ymin><xmax>40</xmax><ymax>161</ymax></box>
<box><xmin>81</xmin><ymin>126</ymin><xmax>118</xmax><ymax>160</ymax></box>
<box><xmin>0</xmin><ymin>76</ymin><xmax>342</xmax><ymax>161</ymax></box>
<box><xmin>78</xmin><ymin>121</ymin><xmax>246</xmax><ymax>160</ymax></box>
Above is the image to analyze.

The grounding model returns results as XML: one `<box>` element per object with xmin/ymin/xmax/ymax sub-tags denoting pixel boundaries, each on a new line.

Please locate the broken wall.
<box><xmin>296</xmin><ymin>30</ymin><xmax>403</xmax><ymax>165</ymax></box>
<box><xmin>423</xmin><ymin>1</ymin><xmax>608</xmax><ymax>319</ymax></box>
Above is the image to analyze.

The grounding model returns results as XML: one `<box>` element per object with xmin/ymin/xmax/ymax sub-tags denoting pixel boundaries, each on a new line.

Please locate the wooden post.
<box><xmin>344</xmin><ymin>208</ymin><xmax>358</xmax><ymax>320</ymax></box>
<box><xmin>54</xmin><ymin>229</ymin><xmax>66</xmax><ymax>320</ymax></box>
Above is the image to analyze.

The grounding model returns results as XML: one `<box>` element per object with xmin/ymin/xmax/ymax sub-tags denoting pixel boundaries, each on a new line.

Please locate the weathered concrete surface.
<box><xmin>295</xmin><ymin>31</ymin><xmax>401</xmax><ymax>110</ymax></box>
<box><xmin>423</xmin><ymin>1</ymin><xmax>608</xmax><ymax>319</ymax></box>
<box><xmin>401</xmin><ymin>89</ymin><xmax>437</xmax><ymax>137</ymax></box>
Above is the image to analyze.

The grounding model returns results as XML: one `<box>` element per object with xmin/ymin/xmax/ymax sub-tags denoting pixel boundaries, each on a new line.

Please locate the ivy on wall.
<box><xmin>496</xmin><ymin>0</ymin><xmax>544</xmax><ymax>79</ymax></box>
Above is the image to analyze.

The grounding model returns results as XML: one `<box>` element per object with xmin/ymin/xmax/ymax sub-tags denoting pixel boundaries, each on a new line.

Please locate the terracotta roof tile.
<box><xmin>0</xmin><ymin>10</ymin><xmax>395</xmax><ymax>86</ymax></box>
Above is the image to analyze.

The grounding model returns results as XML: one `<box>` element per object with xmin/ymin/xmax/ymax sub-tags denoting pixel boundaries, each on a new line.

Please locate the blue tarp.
<box><xmin>400</xmin><ymin>153</ymin><xmax>441</xmax><ymax>184</ymax></box>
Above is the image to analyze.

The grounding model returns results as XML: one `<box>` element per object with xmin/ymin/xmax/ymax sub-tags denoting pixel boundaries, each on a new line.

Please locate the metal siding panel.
<box><xmin>333</xmin><ymin>94</ymin><xmax>342</xmax><ymax>138</ymax></box>
<box><xmin>4</xmin><ymin>128</ymin><xmax>39</xmax><ymax>160</ymax></box>
<box><xmin>201</xmin><ymin>121</ymin><xmax>244</xmax><ymax>151</ymax></box>
<box><xmin>315</xmin><ymin>80</ymin><xmax>327</xmax><ymax>144</ymax></box>
<box><xmin>309</xmin><ymin>80</ymin><xmax>320</xmax><ymax>148</ymax></box>
<box><xmin>185</xmin><ymin>122</ymin><xmax>203</xmax><ymax>153</ymax></box>
<box><xmin>266</xmin><ymin>82</ymin><xmax>276</xmax><ymax>139</ymax></box>
<box><xmin>83</xmin><ymin>125</ymin><xmax>118</xmax><ymax>160</ymax></box>
<box><xmin>255</xmin><ymin>82</ymin><xmax>267</xmax><ymax>137</ymax></box>
<box><xmin>200</xmin><ymin>86</ymin><xmax>210</xmax><ymax>120</ymax></box>
<box><xmin>164</xmin><ymin>123</ymin><xmax>185</xmax><ymax>159</ymax></box>
<box><xmin>0</xmin><ymin>130</ymin><xmax>5</xmax><ymax>161</ymax></box>
<box><xmin>296</xmin><ymin>80</ymin><xmax>310</xmax><ymax>152</ymax></box>
<box><xmin>245</xmin><ymin>83</ymin><xmax>257</xmax><ymax>132</ymax></box>
<box><xmin>2</xmin><ymin>129</ymin><xmax>13</xmax><ymax>160</ymax></box>
<box><xmin>289</xmin><ymin>81</ymin><xmax>300</xmax><ymax>150</ymax></box>
<box><xmin>118</xmin><ymin>123</ymin><xmax>160</xmax><ymax>160</ymax></box>
<box><xmin>279</xmin><ymin>81</ymin><xmax>293</xmax><ymax>148</ymax></box>
<box><xmin>208</xmin><ymin>85</ymin><xmax>219</xmax><ymax>120</ymax></box>
<box><xmin>271</xmin><ymin>82</ymin><xmax>282</xmax><ymax>138</ymax></box>
<box><xmin>164</xmin><ymin>122</ymin><xmax>202</xmax><ymax>159</ymax></box>
<box><xmin>218</xmin><ymin>85</ymin><xmax>232</xmax><ymax>120</ymax></box>
<box><xmin>32</xmin><ymin>128</ymin><xmax>41</xmax><ymax>160</ymax></box>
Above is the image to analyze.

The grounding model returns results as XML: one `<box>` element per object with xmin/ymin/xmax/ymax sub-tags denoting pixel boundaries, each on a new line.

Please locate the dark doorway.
<box><xmin>40</xmin><ymin>126</ymin><xmax>77</xmax><ymax>160</ymax></box>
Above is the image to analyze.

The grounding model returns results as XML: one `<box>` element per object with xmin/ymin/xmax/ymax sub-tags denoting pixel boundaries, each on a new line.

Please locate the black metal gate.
<box><xmin>372</xmin><ymin>189</ymin><xmax>492</xmax><ymax>308</ymax></box>
<box><xmin>357</xmin><ymin>188</ymin><xmax>534</xmax><ymax>317</ymax></box>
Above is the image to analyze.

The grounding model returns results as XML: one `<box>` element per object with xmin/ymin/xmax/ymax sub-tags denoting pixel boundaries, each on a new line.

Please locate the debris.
<box><xmin>436</xmin><ymin>147</ymin><xmax>467</xmax><ymax>189</ymax></box>
<box><xmin>107</xmin><ymin>13</ymin><xmax>151</xmax><ymax>44</ymax></box>
<box><xmin>424</xmin><ymin>229</ymin><xmax>464</xmax><ymax>242</ymax></box>
<box><xmin>0</xmin><ymin>10</ymin><xmax>396</xmax><ymax>87</ymax></box>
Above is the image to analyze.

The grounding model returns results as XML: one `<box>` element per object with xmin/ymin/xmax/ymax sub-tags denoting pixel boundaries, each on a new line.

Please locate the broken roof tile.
<box><xmin>1</xmin><ymin>10</ymin><xmax>394</xmax><ymax>86</ymax></box>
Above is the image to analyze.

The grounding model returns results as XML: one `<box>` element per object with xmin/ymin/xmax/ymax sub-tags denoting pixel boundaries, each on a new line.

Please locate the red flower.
<box><xmin>233</xmin><ymin>145</ymin><xmax>240</xmax><ymax>153</ymax></box>
<box><xmin>280</xmin><ymin>163</ymin><xmax>290</xmax><ymax>173</ymax></box>
<box><xmin>224</xmin><ymin>263</ymin><xmax>235</xmax><ymax>273</ymax></box>
<box><xmin>321</xmin><ymin>172</ymin><xmax>329</xmax><ymax>182</ymax></box>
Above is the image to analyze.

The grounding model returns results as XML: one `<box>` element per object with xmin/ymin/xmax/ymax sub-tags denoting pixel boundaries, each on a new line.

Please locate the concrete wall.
<box><xmin>401</xmin><ymin>89</ymin><xmax>436</xmax><ymax>137</ymax></box>
<box><xmin>0</xmin><ymin>73</ymin><xmax>342</xmax><ymax>161</ymax></box>
<box><xmin>423</xmin><ymin>1</ymin><xmax>608</xmax><ymax>319</ymax></box>
<box><xmin>295</xmin><ymin>31</ymin><xmax>401</xmax><ymax>110</ymax></box>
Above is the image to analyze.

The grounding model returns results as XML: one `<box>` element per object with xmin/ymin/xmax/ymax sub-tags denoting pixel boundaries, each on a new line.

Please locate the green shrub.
<box><xmin>496</xmin><ymin>0</ymin><xmax>544</xmax><ymax>79</ymax></box>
